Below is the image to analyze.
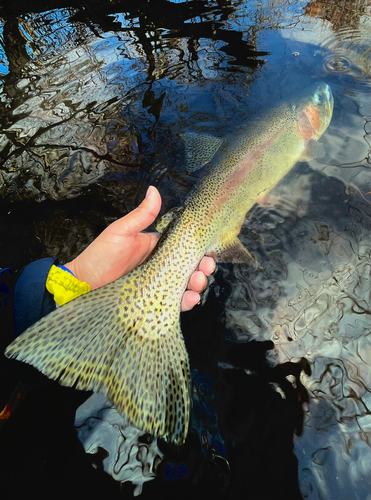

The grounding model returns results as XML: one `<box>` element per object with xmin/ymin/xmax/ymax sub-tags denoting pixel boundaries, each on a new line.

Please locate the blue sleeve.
<box><xmin>13</xmin><ymin>257</ymin><xmax>58</xmax><ymax>337</ymax></box>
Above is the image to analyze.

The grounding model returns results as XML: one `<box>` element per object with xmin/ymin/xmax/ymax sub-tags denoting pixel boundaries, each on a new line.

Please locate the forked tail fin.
<box><xmin>5</xmin><ymin>273</ymin><xmax>191</xmax><ymax>444</ymax></box>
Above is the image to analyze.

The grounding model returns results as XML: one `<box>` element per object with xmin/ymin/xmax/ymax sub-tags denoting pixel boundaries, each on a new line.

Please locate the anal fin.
<box><xmin>207</xmin><ymin>237</ymin><xmax>259</xmax><ymax>267</ymax></box>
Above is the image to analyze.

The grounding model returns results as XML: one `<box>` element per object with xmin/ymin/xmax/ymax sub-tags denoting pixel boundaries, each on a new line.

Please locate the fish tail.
<box><xmin>5</xmin><ymin>270</ymin><xmax>190</xmax><ymax>444</ymax></box>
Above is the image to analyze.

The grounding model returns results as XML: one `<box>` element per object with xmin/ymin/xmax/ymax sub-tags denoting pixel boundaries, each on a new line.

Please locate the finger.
<box><xmin>181</xmin><ymin>290</ymin><xmax>200</xmax><ymax>312</ymax></box>
<box><xmin>198</xmin><ymin>256</ymin><xmax>216</xmax><ymax>276</ymax></box>
<box><xmin>187</xmin><ymin>270</ymin><xmax>207</xmax><ymax>293</ymax></box>
<box><xmin>137</xmin><ymin>232</ymin><xmax>160</xmax><ymax>265</ymax></box>
<box><xmin>121</xmin><ymin>186</ymin><xmax>162</xmax><ymax>236</ymax></box>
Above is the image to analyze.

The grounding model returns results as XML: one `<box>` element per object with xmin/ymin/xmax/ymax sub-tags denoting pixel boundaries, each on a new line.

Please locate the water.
<box><xmin>1</xmin><ymin>1</ymin><xmax>371</xmax><ymax>499</ymax></box>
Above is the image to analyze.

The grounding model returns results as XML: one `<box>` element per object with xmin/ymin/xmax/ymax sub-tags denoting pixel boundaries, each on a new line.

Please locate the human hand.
<box><xmin>64</xmin><ymin>186</ymin><xmax>215</xmax><ymax>312</ymax></box>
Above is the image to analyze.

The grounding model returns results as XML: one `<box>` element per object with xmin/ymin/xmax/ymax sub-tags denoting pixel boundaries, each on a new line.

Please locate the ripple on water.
<box><xmin>222</xmin><ymin>169</ymin><xmax>371</xmax><ymax>500</ymax></box>
<box><xmin>321</xmin><ymin>26</ymin><xmax>371</xmax><ymax>84</ymax></box>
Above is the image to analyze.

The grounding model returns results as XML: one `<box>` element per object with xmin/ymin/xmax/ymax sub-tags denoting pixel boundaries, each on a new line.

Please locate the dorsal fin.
<box><xmin>182</xmin><ymin>132</ymin><xmax>224</xmax><ymax>173</ymax></box>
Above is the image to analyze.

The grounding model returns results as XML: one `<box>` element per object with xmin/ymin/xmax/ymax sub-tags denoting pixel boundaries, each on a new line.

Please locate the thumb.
<box><xmin>122</xmin><ymin>186</ymin><xmax>162</xmax><ymax>236</ymax></box>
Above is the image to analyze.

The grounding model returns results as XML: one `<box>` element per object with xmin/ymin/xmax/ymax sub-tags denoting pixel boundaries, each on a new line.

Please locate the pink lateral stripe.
<box><xmin>214</xmin><ymin>124</ymin><xmax>285</xmax><ymax>210</ymax></box>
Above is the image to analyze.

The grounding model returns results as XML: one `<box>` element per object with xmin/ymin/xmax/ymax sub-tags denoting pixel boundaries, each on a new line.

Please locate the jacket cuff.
<box><xmin>14</xmin><ymin>257</ymin><xmax>58</xmax><ymax>337</ymax></box>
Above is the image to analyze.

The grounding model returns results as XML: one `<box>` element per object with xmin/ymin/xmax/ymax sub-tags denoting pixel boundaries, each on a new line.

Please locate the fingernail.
<box><xmin>146</xmin><ymin>186</ymin><xmax>153</xmax><ymax>199</ymax></box>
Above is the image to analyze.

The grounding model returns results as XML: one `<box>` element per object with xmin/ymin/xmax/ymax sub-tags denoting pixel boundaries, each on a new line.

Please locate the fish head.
<box><xmin>295</xmin><ymin>82</ymin><xmax>334</xmax><ymax>142</ymax></box>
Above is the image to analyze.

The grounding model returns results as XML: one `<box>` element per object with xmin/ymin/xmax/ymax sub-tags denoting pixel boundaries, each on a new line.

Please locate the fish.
<box><xmin>5</xmin><ymin>82</ymin><xmax>334</xmax><ymax>445</ymax></box>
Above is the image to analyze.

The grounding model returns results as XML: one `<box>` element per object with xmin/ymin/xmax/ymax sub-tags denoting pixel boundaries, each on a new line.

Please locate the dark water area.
<box><xmin>0</xmin><ymin>1</ymin><xmax>371</xmax><ymax>499</ymax></box>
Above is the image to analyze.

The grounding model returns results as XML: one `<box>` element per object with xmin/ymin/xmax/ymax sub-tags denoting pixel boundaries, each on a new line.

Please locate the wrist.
<box><xmin>46</xmin><ymin>264</ymin><xmax>91</xmax><ymax>306</ymax></box>
<box><xmin>63</xmin><ymin>261</ymin><xmax>77</xmax><ymax>277</ymax></box>
<box><xmin>63</xmin><ymin>259</ymin><xmax>99</xmax><ymax>290</ymax></box>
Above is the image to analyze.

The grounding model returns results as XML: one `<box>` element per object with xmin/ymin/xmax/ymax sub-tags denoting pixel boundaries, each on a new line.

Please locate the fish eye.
<box><xmin>314</xmin><ymin>92</ymin><xmax>324</xmax><ymax>105</ymax></box>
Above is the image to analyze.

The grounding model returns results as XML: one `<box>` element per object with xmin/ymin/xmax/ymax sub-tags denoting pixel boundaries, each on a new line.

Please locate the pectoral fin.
<box><xmin>207</xmin><ymin>237</ymin><xmax>259</xmax><ymax>267</ymax></box>
<box><xmin>300</xmin><ymin>139</ymin><xmax>326</xmax><ymax>161</ymax></box>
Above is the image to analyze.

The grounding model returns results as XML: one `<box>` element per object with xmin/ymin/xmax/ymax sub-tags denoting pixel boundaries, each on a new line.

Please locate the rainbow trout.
<box><xmin>5</xmin><ymin>82</ymin><xmax>333</xmax><ymax>445</ymax></box>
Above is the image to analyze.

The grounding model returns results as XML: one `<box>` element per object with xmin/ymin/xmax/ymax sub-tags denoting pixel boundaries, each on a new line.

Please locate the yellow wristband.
<box><xmin>46</xmin><ymin>265</ymin><xmax>91</xmax><ymax>306</ymax></box>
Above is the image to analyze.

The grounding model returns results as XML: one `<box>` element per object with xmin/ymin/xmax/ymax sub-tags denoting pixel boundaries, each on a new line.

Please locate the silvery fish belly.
<box><xmin>5</xmin><ymin>82</ymin><xmax>334</xmax><ymax>445</ymax></box>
